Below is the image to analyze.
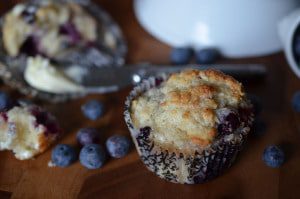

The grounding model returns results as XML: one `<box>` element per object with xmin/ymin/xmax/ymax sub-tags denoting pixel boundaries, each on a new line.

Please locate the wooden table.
<box><xmin>1</xmin><ymin>0</ymin><xmax>300</xmax><ymax>198</ymax></box>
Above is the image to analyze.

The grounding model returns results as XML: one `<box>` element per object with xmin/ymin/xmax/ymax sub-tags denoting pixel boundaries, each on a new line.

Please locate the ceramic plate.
<box><xmin>0</xmin><ymin>0</ymin><xmax>127</xmax><ymax>102</ymax></box>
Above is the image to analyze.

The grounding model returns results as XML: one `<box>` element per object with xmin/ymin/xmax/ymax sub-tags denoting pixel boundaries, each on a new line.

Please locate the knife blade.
<box><xmin>62</xmin><ymin>64</ymin><xmax>267</xmax><ymax>93</ymax></box>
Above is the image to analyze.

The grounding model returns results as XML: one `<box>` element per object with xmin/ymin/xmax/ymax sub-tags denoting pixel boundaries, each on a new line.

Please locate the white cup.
<box><xmin>278</xmin><ymin>9</ymin><xmax>300</xmax><ymax>78</ymax></box>
<box><xmin>135</xmin><ymin>0</ymin><xmax>300</xmax><ymax>58</ymax></box>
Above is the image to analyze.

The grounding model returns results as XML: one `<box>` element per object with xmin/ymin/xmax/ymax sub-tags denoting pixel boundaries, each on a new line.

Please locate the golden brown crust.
<box><xmin>37</xmin><ymin>133</ymin><xmax>51</xmax><ymax>154</ymax></box>
<box><xmin>198</xmin><ymin>69</ymin><xmax>244</xmax><ymax>101</ymax></box>
<box><xmin>168</xmin><ymin>69</ymin><xmax>243</xmax><ymax>102</ymax></box>
<box><xmin>165</xmin><ymin>84</ymin><xmax>215</xmax><ymax>107</ymax></box>
<box><xmin>131</xmin><ymin>69</ymin><xmax>247</xmax><ymax>150</ymax></box>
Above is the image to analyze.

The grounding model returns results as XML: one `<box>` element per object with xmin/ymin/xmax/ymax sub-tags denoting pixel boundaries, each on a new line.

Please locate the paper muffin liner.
<box><xmin>124</xmin><ymin>74</ymin><xmax>253</xmax><ymax>184</ymax></box>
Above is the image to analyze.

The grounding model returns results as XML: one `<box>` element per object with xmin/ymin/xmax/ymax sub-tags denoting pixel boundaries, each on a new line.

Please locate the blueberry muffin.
<box><xmin>0</xmin><ymin>104</ymin><xmax>62</xmax><ymax>160</ymax></box>
<box><xmin>2</xmin><ymin>1</ymin><xmax>97</xmax><ymax>58</ymax></box>
<box><xmin>124</xmin><ymin>69</ymin><xmax>254</xmax><ymax>184</ymax></box>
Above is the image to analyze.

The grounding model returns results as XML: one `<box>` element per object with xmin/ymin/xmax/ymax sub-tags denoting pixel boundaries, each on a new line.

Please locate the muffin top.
<box><xmin>131</xmin><ymin>69</ymin><xmax>252</xmax><ymax>153</ymax></box>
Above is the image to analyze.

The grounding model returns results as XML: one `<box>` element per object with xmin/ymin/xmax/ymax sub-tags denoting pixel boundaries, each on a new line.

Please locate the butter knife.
<box><xmin>62</xmin><ymin>64</ymin><xmax>267</xmax><ymax>93</ymax></box>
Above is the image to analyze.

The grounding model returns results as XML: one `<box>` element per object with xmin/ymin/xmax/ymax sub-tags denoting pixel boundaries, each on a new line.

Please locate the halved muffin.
<box><xmin>2</xmin><ymin>1</ymin><xmax>97</xmax><ymax>57</ymax></box>
<box><xmin>125</xmin><ymin>69</ymin><xmax>254</xmax><ymax>184</ymax></box>
<box><xmin>0</xmin><ymin>104</ymin><xmax>62</xmax><ymax>160</ymax></box>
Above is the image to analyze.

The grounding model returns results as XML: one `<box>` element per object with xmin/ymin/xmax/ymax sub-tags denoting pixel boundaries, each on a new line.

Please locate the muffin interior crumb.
<box><xmin>0</xmin><ymin>105</ymin><xmax>61</xmax><ymax>160</ymax></box>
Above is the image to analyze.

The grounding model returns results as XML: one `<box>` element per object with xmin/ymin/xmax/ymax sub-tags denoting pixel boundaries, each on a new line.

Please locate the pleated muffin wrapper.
<box><xmin>124</xmin><ymin>74</ymin><xmax>253</xmax><ymax>184</ymax></box>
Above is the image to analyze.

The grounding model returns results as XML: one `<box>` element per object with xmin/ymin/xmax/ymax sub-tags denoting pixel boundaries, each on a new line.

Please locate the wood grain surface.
<box><xmin>1</xmin><ymin>0</ymin><xmax>300</xmax><ymax>198</ymax></box>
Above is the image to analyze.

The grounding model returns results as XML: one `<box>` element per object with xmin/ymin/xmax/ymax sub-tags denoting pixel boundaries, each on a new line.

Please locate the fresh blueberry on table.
<box><xmin>106</xmin><ymin>135</ymin><xmax>131</xmax><ymax>158</ymax></box>
<box><xmin>81</xmin><ymin>100</ymin><xmax>105</xmax><ymax>120</ymax></box>
<box><xmin>0</xmin><ymin>91</ymin><xmax>12</xmax><ymax>111</ymax></box>
<box><xmin>170</xmin><ymin>47</ymin><xmax>193</xmax><ymax>65</ymax></box>
<box><xmin>51</xmin><ymin>144</ymin><xmax>77</xmax><ymax>167</ymax></box>
<box><xmin>292</xmin><ymin>91</ymin><xmax>300</xmax><ymax>112</ymax></box>
<box><xmin>195</xmin><ymin>48</ymin><xmax>220</xmax><ymax>64</ymax></box>
<box><xmin>77</xmin><ymin>128</ymin><xmax>100</xmax><ymax>145</ymax></box>
<box><xmin>79</xmin><ymin>144</ymin><xmax>106</xmax><ymax>169</ymax></box>
<box><xmin>262</xmin><ymin>145</ymin><xmax>285</xmax><ymax>168</ymax></box>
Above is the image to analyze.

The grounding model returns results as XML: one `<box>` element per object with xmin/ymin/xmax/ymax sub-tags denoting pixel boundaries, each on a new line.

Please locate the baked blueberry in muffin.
<box><xmin>0</xmin><ymin>104</ymin><xmax>62</xmax><ymax>160</ymax></box>
<box><xmin>2</xmin><ymin>1</ymin><xmax>97</xmax><ymax>58</ymax></box>
<box><xmin>125</xmin><ymin>69</ymin><xmax>254</xmax><ymax>184</ymax></box>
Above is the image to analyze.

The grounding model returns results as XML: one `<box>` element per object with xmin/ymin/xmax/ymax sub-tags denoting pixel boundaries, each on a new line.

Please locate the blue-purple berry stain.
<box><xmin>30</xmin><ymin>106</ymin><xmax>61</xmax><ymax>136</ymax></box>
<box><xmin>59</xmin><ymin>22</ymin><xmax>82</xmax><ymax>44</ymax></box>
<box><xmin>20</xmin><ymin>36</ymin><xmax>40</xmax><ymax>56</ymax></box>
<box><xmin>140</xmin><ymin>126</ymin><xmax>151</xmax><ymax>138</ymax></box>
<box><xmin>216</xmin><ymin>108</ymin><xmax>240</xmax><ymax>136</ymax></box>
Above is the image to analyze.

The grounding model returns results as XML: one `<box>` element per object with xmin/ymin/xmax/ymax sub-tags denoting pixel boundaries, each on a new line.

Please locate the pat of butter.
<box><xmin>24</xmin><ymin>56</ymin><xmax>84</xmax><ymax>94</ymax></box>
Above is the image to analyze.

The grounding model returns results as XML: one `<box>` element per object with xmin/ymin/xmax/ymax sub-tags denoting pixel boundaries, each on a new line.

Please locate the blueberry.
<box><xmin>262</xmin><ymin>145</ymin><xmax>285</xmax><ymax>168</ymax></box>
<box><xmin>140</xmin><ymin>126</ymin><xmax>151</xmax><ymax>138</ymax></box>
<box><xmin>77</xmin><ymin>128</ymin><xmax>100</xmax><ymax>145</ymax></box>
<box><xmin>155</xmin><ymin>77</ymin><xmax>164</xmax><ymax>87</ymax></box>
<box><xmin>195</xmin><ymin>48</ymin><xmax>220</xmax><ymax>64</ymax></box>
<box><xmin>170</xmin><ymin>47</ymin><xmax>193</xmax><ymax>65</ymax></box>
<box><xmin>81</xmin><ymin>100</ymin><xmax>105</xmax><ymax>120</ymax></box>
<box><xmin>217</xmin><ymin>113</ymin><xmax>239</xmax><ymax>136</ymax></box>
<box><xmin>292</xmin><ymin>91</ymin><xmax>300</xmax><ymax>112</ymax></box>
<box><xmin>247</xmin><ymin>94</ymin><xmax>262</xmax><ymax>115</ymax></box>
<box><xmin>0</xmin><ymin>91</ymin><xmax>12</xmax><ymax>111</ymax></box>
<box><xmin>106</xmin><ymin>135</ymin><xmax>131</xmax><ymax>158</ymax></box>
<box><xmin>79</xmin><ymin>144</ymin><xmax>106</xmax><ymax>169</ymax></box>
<box><xmin>59</xmin><ymin>23</ymin><xmax>81</xmax><ymax>43</ymax></box>
<box><xmin>216</xmin><ymin>108</ymin><xmax>240</xmax><ymax>136</ymax></box>
<box><xmin>51</xmin><ymin>144</ymin><xmax>77</xmax><ymax>167</ymax></box>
